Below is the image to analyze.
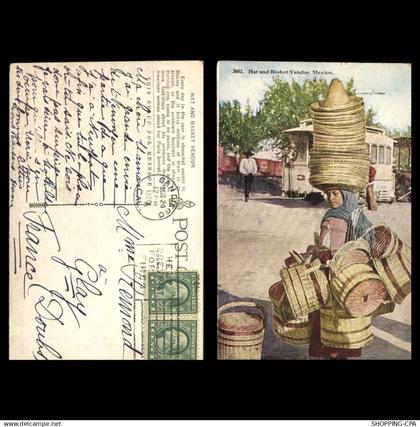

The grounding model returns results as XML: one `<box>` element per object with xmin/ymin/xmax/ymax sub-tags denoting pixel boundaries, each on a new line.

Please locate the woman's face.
<box><xmin>326</xmin><ymin>190</ymin><xmax>344</xmax><ymax>208</ymax></box>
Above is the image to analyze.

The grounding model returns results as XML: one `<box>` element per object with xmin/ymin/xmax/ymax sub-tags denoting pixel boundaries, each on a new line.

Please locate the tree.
<box><xmin>219</xmin><ymin>100</ymin><xmax>261</xmax><ymax>154</ymax></box>
<box><xmin>257</xmin><ymin>78</ymin><xmax>330</xmax><ymax>149</ymax></box>
<box><xmin>390</xmin><ymin>125</ymin><xmax>411</xmax><ymax>138</ymax></box>
<box><xmin>218</xmin><ymin>100</ymin><xmax>244</xmax><ymax>153</ymax></box>
<box><xmin>219</xmin><ymin>77</ymin><xmax>382</xmax><ymax>153</ymax></box>
<box><xmin>257</xmin><ymin>76</ymin><xmax>381</xmax><ymax>149</ymax></box>
<box><xmin>346</xmin><ymin>78</ymin><xmax>357</xmax><ymax>96</ymax></box>
<box><xmin>241</xmin><ymin>104</ymin><xmax>262</xmax><ymax>153</ymax></box>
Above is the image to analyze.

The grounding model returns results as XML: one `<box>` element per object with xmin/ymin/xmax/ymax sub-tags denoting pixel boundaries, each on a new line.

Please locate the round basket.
<box><xmin>371</xmin><ymin>252</ymin><xmax>411</xmax><ymax>304</ymax></box>
<box><xmin>309</xmin><ymin>166</ymin><xmax>370</xmax><ymax>176</ymax></box>
<box><xmin>309</xmin><ymin>177</ymin><xmax>368</xmax><ymax>193</ymax></box>
<box><xmin>320</xmin><ymin>297</ymin><xmax>373</xmax><ymax>349</ymax></box>
<box><xmin>371</xmin><ymin>226</ymin><xmax>403</xmax><ymax>258</ymax></box>
<box><xmin>268</xmin><ymin>281</ymin><xmax>311</xmax><ymax>345</ymax></box>
<box><xmin>280</xmin><ymin>259</ymin><xmax>329</xmax><ymax>318</ymax></box>
<box><xmin>268</xmin><ymin>280</ymin><xmax>295</xmax><ymax>322</ymax></box>
<box><xmin>400</xmin><ymin>241</ymin><xmax>411</xmax><ymax>265</ymax></box>
<box><xmin>330</xmin><ymin>263</ymin><xmax>387</xmax><ymax>317</ymax></box>
<box><xmin>217</xmin><ymin>302</ymin><xmax>266</xmax><ymax>360</ymax></box>
<box><xmin>330</xmin><ymin>239</ymin><xmax>371</xmax><ymax>275</ymax></box>
<box><xmin>272</xmin><ymin>309</ymin><xmax>312</xmax><ymax>346</ymax></box>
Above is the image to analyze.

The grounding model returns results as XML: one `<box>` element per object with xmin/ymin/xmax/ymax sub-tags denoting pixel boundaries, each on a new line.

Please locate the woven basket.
<box><xmin>268</xmin><ymin>280</ymin><xmax>295</xmax><ymax>322</ymax></box>
<box><xmin>309</xmin><ymin>163</ymin><xmax>370</xmax><ymax>171</ymax></box>
<box><xmin>330</xmin><ymin>239</ymin><xmax>371</xmax><ymax>275</ymax></box>
<box><xmin>320</xmin><ymin>297</ymin><xmax>373</xmax><ymax>349</ymax></box>
<box><xmin>372</xmin><ymin>252</ymin><xmax>411</xmax><ymax>304</ymax></box>
<box><xmin>400</xmin><ymin>241</ymin><xmax>411</xmax><ymax>265</ymax></box>
<box><xmin>217</xmin><ymin>302</ymin><xmax>266</xmax><ymax>360</ymax></box>
<box><xmin>280</xmin><ymin>259</ymin><xmax>329</xmax><ymax>318</ymax></box>
<box><xmin>272</xmin><ymin>308</ymin><xmax>312</xmax><ymax>346</ymax></box>
<box><xmin>268</xmin><ymin>281</ymin><xmax>311</xmax><ymax>345</ymax></box>
<box><xmin>371</xmin><ymin>226</ymin><xmax>403</xmax><ymax>258</ymax></box>
<box><xmin>309</xmin><ymin>178</ymin><xmax>368</xmax><ymax>193</ymax></box>
<box><xmin>331</xmin><ymin>263</ymin><xmax>387</xmax><ymax>317</ymax></box>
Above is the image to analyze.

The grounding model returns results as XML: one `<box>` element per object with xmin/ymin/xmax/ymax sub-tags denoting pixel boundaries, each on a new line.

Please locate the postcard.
<box><xmin>9</xmin><ymin>61</ymin><xmax>203</xmax><ymax>360</ymax></box>
<box><xmin>217</xmin><ymin>61</ymin><xmax>411</xmax><ymax>360</ymax></box>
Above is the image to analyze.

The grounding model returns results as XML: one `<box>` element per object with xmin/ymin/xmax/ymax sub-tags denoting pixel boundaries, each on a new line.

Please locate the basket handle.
<box><xmin>218</xmin><ymin>301</ymin><xmax>267</xmax><ymax>327</ymax></box>
<box><xmin>356</xmin><ymin>221</ymin><xmax>389</xmax><ymax>241</ymax></box>
<box><xmin>289</xmin><ymin>250</ymin><xmax>304</xmax><ymax>263</ymax></box>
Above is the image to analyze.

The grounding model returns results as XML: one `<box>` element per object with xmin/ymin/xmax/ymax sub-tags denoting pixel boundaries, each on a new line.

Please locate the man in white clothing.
<box><xmin>239</xmin><ymin>151</ymin><xmax>258</xmax><ymax>202</ymax></box>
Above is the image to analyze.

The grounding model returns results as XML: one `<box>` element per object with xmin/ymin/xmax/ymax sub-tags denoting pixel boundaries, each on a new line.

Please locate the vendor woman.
<box><xmin>309</xmin><ymin>188</ymin><xmax>374</xmax><ymax>360</ymax></box>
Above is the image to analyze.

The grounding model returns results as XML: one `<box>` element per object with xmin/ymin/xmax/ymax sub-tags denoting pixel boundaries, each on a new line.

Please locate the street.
<box><xmin>217</xmin><ymin>183</ymin><xmax>412</xmax><ymax>359</ymax></box>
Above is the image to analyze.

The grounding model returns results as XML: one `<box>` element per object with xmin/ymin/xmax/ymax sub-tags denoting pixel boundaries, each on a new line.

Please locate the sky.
<box><xmin>218</xmin><ymin>61</ymin><xmax>411</xmax><ymax>133</ymax></box>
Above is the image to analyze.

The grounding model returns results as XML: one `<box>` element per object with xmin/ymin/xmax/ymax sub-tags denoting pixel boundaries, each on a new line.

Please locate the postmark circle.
<box><xmin>134</xmin><ymin>174</ymin><xmax>179</xmax><ymax>221</ymax></box>
<box><xmin>155</xmin><ymin>327</ymin><xmax>190</xmax><ymax>355</ymax></box>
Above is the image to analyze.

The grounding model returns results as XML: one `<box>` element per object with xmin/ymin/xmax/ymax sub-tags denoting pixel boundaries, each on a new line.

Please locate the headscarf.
<box><xmin>322</xmin><ymin>189</ymin><xmax>374</xmax><ymax>244</ymax></box>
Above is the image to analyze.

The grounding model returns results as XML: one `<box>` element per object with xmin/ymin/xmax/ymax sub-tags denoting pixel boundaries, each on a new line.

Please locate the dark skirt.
<box><xmin>308</xmin><ymin>311</ymin><xmax>362</xmax><ymax>359</ymax></box>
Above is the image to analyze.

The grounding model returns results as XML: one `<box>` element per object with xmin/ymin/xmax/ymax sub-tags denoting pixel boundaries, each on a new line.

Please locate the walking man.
<box><xmin>239</xmin><ymin>151</ymin><xmax>258</xmax><ymax>202</ymax></box>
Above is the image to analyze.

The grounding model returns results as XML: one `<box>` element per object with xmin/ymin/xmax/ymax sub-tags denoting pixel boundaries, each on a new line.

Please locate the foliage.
<box><xmin>219</xmin><ymin>101</ymin><xmax>262</xmax><ymax>154</ymax></box>
<box><xmin>389</xmin><ymin>126</ymin><xmax>411</xmax><ymax>138</ymax></box>
<box><xmin>219</xmin><ymin>77</ymin><xmax>382</xmax><ymax>153</ymax></box>
<box><xmin>218</xmin><ymin>100</ymin><xmax>244</xmax><ymax>153</ymax></box>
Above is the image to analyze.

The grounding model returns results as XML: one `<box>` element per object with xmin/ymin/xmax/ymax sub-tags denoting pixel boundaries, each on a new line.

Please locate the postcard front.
<box><xmin>217</xmin><ymin>61</ymin><xmax>411</xmax><ymax>360</ymax></box>
<box><xmin>9</xmin><ymin>61</ymin><xmax>203</xmax><ymax>360</ymax></box>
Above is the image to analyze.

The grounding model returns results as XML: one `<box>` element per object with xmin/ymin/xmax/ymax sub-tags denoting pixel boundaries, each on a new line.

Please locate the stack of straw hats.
<box><xmin>309</xmin><ymin>78</ymin><xmax>369</xmax><ymax>192</ymax></box>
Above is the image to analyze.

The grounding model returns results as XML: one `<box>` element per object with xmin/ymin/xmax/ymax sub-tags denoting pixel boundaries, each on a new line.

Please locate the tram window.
<box><xmin>371</xmin><ymin>145</ymin><xmax>377</xmax><ymax>164</ymax></box>
<box><xmin>378</xmin><ymin>146</ymin><xmax>385</xmax><ymax>164</ymax></box>
<box><xmin>296</xmin><ymin>138</ymin><xmax>307</xmax><ymax>162</ymax></box>
<box><xmin>386</xmin><ymin>147</ymin><xmax>392</xmax><ymax>164</ymax></box>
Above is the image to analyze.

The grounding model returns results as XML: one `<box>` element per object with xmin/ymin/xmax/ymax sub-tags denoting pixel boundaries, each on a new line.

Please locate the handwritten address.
<box><xmin>9</xmin><ymin>61</ymin><xmax>202</xmax><ymax>360</ymax></box>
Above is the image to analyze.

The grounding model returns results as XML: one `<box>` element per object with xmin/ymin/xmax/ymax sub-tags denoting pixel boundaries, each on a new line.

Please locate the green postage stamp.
<box><xmin>147</xmin><ymin>271</ymin><xmax>198</xmax><ymax>314</ymax></box>
<box><xmin>147</xmin><ymin>319</ymin><xmax>197</xmax><ymax>360</ymax></box>
<box><xmin>144</xmin><ymin>271</ymin><xmax>199</xmax><ymax>360</ymax></box>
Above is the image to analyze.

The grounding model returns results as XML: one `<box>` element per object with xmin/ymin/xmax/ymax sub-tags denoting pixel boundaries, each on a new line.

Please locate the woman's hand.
<box><xmin>318</xmin><ymin>249</ymin><xmax>333</xmax><ymax>264</ymax></box>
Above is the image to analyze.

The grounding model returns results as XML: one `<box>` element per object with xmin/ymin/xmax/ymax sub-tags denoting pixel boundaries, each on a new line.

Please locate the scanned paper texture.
<box><xmin>9</xmin><ymin>61</ymin><xmax>203</xmax><ymax>360</ymax></box>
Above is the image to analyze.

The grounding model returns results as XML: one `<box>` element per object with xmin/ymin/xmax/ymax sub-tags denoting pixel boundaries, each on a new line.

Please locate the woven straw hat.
<box><xmin>311</xmin><ymin>79</ymin><xmax>363</xmax><ymax>112</ymax></box>
<box><xmin>308</xmin><ymin>77</ymin><xmax>369</xmax><ymax>192</ymax></box>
